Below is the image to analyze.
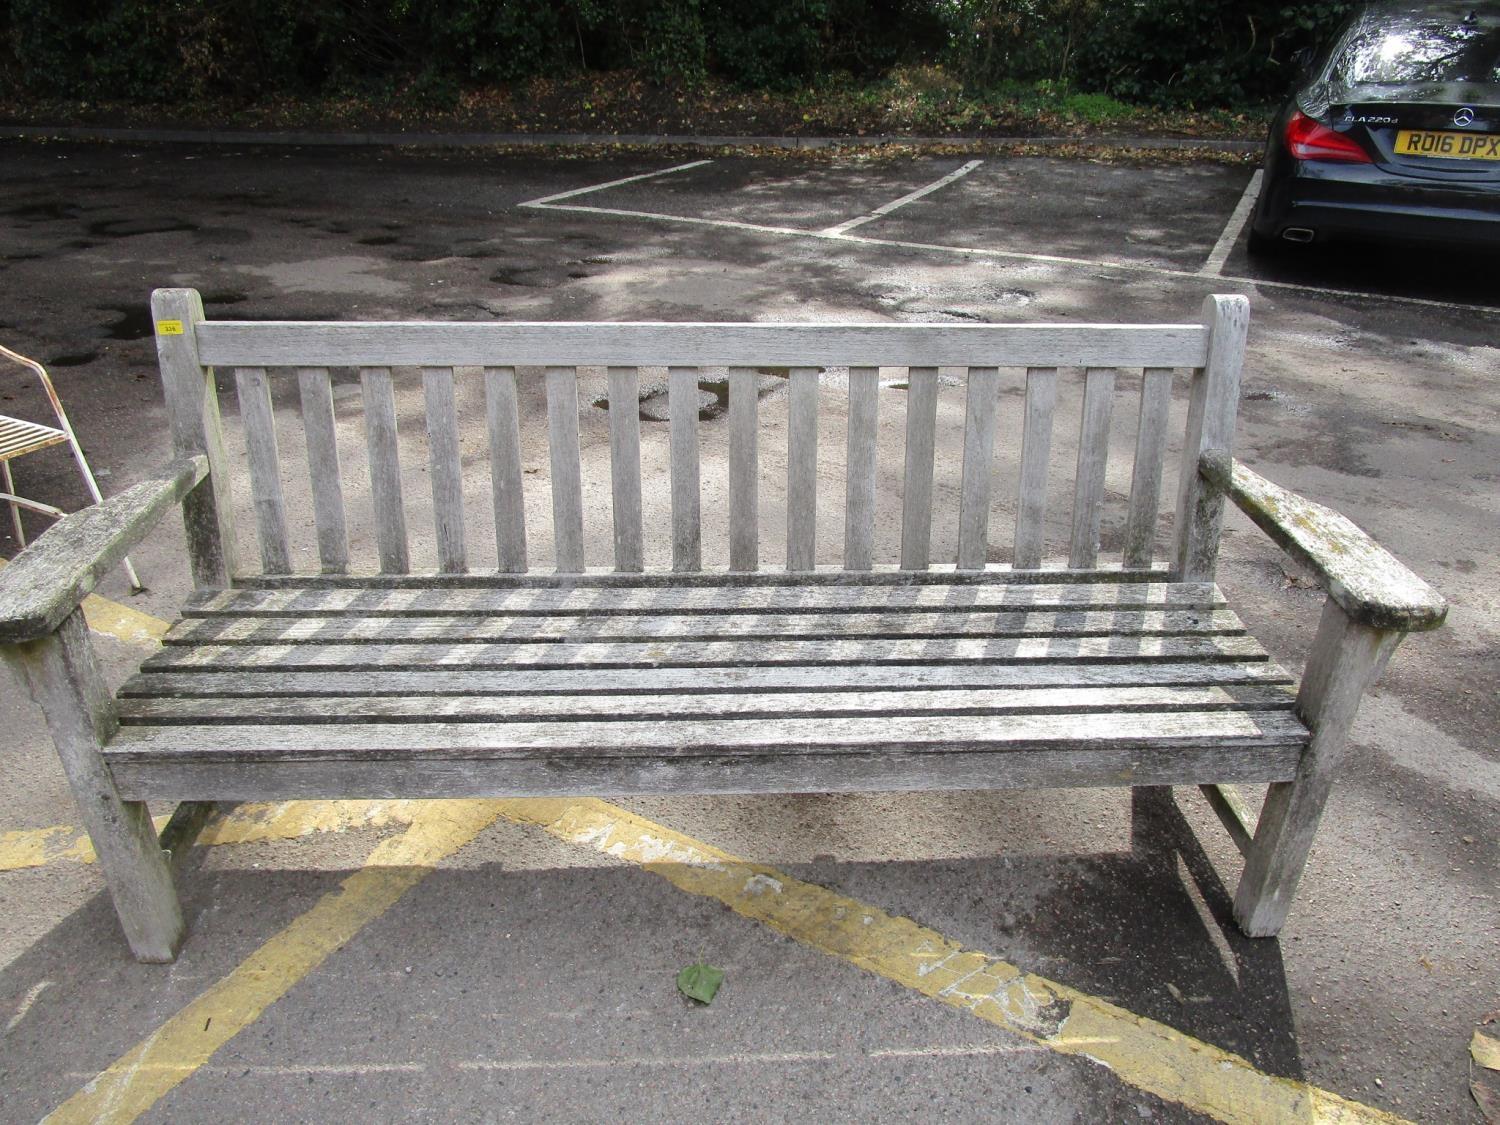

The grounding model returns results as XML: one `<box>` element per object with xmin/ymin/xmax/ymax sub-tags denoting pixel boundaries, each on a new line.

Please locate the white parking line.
<box><xmin>821</xmin><ymin>159</ymin><xmax>984</xmax><ymax>236</ymax></box>
<box><xmin>520</xmin><ymin>159</ymin><xmax>711</xmax><ymax>207</ymax></box>
<box><xmin>525</xmin><ymin>159</ymin><xmax>1499</xmax><ymax>317</ymax></box>
<box><xmin>1200</xmin><ymin>169</ymin><xmax>1263</xmax><ymax>276</ymax></box>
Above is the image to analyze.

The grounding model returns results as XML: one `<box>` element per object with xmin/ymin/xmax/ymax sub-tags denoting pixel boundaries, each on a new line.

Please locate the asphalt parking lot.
<box><xmin>0</xmin><ymin>139</ymin><xmax>1497</xmax><ymax>1124</ymax></box>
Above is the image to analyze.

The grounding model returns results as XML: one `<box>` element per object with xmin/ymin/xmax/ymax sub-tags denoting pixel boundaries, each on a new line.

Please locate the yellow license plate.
<box><xmin>1396</xmin><ymin>129</ymin><xmax>1500</xmax><ymax>160</ymax></box>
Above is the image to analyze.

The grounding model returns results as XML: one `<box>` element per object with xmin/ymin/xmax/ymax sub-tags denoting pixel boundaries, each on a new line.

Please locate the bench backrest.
<box><xmin>150</xmin><ymin>289</ymin><xmax>1247</xmax><ymax>586</ymax></box>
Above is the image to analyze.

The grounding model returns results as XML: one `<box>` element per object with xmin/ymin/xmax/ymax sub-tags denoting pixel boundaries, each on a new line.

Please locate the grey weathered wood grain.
<box><xmin>152</xmin><ymin>288</ymin><xmax>238</xmax><ymax>588</ymax></box>
<box><xmin>54</xmin><ymin>295</ymin><xmax>1447</xmax><ymax>957</ymax></box>
<box><xmin>1201</xmin><ymin>454</ymin><xmax>1448</xmax><ymax>632</ymax></box>
<box><xmin>900</xmin><ymin>367</ymin><xmax>939</xmax><ymax>570</ymax></box>
<box><xmin>787</xmin><ymin>367</ymin><xmax>819</xmax><ymax>572</ymax></box>
<box><xmin>606</xmin><ymin>366</ymin><xmax>644</xmax><ymax>573</ymax></box>
<box><xmin>484</xmin><ymin>366</ymin><xmax>528</xmax><ymax>573</ymax></box>
<box><xmin>197</xmin><ymin>320</ymin><xmax>1211</xmax><ymax>370</ymax></box>
<box><xmin>233</xmin><ymin>563</ymin><xmax>1173</xmax><ymax>590</ymax></box>
<box><xmin>1173</xmin><ymin>295</ymin><xmax>1248</xmax><ymax>582</ymax></box>
<box><xmin>110</xmin><ymin>741</ymin><xmax>1302</xmax><ymax>803</ymax></box>
<box><xmin>956</xmin><ymin>366</ymin><xmax>1001</xmax><ymax>571</ymax></box>
<box><xmin>1122</xmin><ymin>367</ymin><xmax>1174</xmax><ymax>569</ymax></box>
<box><xmin>1013</xmin><ymin>367</ymin><xmax>1058</xmax><ymax>569</ymax></box>
<box><xmin>296</xmin><ymin>367</ymin><xmax>349</xmax><ymax>574</ymax></box>
<box><xmin>728</xmin><ymin>367</ymin><xmax>759</xmax><ymax>572</ymax></box>
<box><xmin>1199</xmin><ymin>782</ymin><xmax>1254</xmax><ymax>856</ymax></box>
<box><xmin>107</xmin><ymin>707</ymin><xmax>1307</xmax><ymax>762</ymax></box>
<box><xmin>546</xmin><ymin>366</ymin><xmax>585</xmax><ymax>574</ymax></box>
<box><xmin>182</xmin><ymin>580</ymin><xmax>1226</xmax><ymax>619</ymax></box>
<box><xmin>161</xmin><ymin>607</ymin><xmax>1247</xmax><ymax>648</ymax></box>
<box><xmin>667</xmin><ymin>366</ymin><xmax>702</xmax><ymax>572</ymax></box>
<box><xmin>156</xmin><ymin>800</ymin><xmax>221</xmax><ymax>871</ymax></box>
<box><xmin>0</xmin><ymin>456</ymin><xmax>207</xmax><ymax>643</ymax></box>
<box><xmin>143</xmin><ymin>631</ymin><xmax>1274</xmax><ymax>672</ymax></box>
<box><xmin>359</xmin><ymin>366</ymin><xmax>409</xmax><ymax>574</ymax></box>
<box><xmin>120</xmin><ymin>658</ymin><xmax>1296</xmax><ymax>703</ymax></box>
<box><xmin>421</xmin><ymin>366</ymin><xmax>466</xmax><ymax>574</ymax></box>
<box><xmin>843</xmin><ymin>366</ymin><xmax>880</xmax><ymax>571</ymax></box>
<box><xmin>1</xmin><ymin>609</ymin><xmax>183</xmax><ymax>961</ymax></box>
<box><xmin>1233</xmin><ymin>599</ymin><xmax>1404</xmax><ymax>936</ymax></box>
<box><xmin>1068</xmin><ymin>367</ymin><xmax>1117</xmax><ymax>569</ymax></box>
<box><xmin>234</xmin><ymin>367</ymin><xmax>292</xmax><ymax>575</ymax></box>
<box><xmin>122</xmin><ymin>683</ymin><xmax>1296</xmax><ymax>726</ymax></box>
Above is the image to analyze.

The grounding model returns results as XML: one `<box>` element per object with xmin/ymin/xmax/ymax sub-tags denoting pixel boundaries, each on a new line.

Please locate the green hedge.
<box><xmin>0</xmin><ymin>0</ymin><xmax>1354</xmax><ymax>107</ymax></box>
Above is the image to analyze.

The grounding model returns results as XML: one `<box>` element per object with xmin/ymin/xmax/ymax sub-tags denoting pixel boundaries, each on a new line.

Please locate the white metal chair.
<box><xmin>0</xmin><ymin>343</ymin><xmax>142</xmax><ymax>590</ymax></box>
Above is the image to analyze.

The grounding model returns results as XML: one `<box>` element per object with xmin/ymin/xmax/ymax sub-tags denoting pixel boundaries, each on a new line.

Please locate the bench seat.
<box><xmin>105</xmin><ymin>574</ymin><xmax>1308</xmax><ymax>801</ymax></box>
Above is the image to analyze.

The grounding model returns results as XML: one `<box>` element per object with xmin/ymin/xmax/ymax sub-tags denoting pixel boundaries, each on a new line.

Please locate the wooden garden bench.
<box><xmin>0</xmin><ymin>290</ymin><xmax>1446</xmax><ymax>963</ymax></box>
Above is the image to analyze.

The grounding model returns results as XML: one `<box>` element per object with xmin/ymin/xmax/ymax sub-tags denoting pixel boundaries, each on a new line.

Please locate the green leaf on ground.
<box><xmin>676</xmin><ymin>962</ymin><xmax>725</xmax><ymax>1005</ymax></box>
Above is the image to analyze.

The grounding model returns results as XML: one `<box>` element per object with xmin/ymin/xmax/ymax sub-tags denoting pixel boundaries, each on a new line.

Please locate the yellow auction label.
<box><xmin>155</xmin><ymin>319</ymin><xmax>184</xmax><ymax>335</ymax></box>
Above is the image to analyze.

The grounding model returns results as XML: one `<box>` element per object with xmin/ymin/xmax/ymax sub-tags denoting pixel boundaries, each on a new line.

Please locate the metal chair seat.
<box><xmin>1</xmin><ymin>343</ymin><xmax>141</xmax><ymax>589</ymax></box>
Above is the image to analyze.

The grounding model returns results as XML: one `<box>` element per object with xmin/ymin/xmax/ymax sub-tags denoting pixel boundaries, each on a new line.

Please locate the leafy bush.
<box><xmin>0</xmin><ymin>0</ymin><xmax>1358</xmax><ymax>107</ymax></box>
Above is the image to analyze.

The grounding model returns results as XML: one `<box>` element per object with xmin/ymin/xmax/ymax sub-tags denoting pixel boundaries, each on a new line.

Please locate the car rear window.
<box><xmin>1331</xmin><ymin>7</ymin><xmax>1500</xmax><ymax>84</ymax></box>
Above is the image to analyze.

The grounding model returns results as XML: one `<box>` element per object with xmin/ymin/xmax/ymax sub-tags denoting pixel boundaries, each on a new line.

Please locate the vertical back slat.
<box><xmin>786</xmin><ymin>366</ymin><xmax>819</xmax><ymax>572</ymax></box>
<box><xmin>1174</xmin><ymin>295</ymin><xmax>1250</xmax><ymax>582</ymax></box>
<box><xmin>1013</xmin><ymin>366</ymin><xmax>1058</xmax><ymax>569</ymax></box>
<box><xmin>545</xmin><ymin>365</ymin><xmax>585</xmax><ymax>574</ymax></box>
<box><xmin>956</xmin><ymin>366</ymin><xmax>1001</xmax><ymax>571</ymax></box>
<box><xmin>360</xmin><ymin>366</ymin><xmax>409</xmax><ymax>575</ymax></box>
<box><xmin>1069</xmin><ymin>367</ymin><xmax>1117</xmax><ymax>568</ymax></box>
<box><xmin>296</xmin><ymin>367</ymin><xmax>348</xmax><ymax>574</ymax></box>
<box><xmin>152</xmin><ymin>288</ymin><xmax>238</xmax><ymax>588</ymax></box>
<box><xmin>728</xmin><ymin>367</ymin><xmax>759</xmax><ymax>572</ymax></box>
<box><xmin>899</xmin><ymin>366</ymin><xmax>939</xmax><ymax>570</ymax></box>
<box><xmin>843</xmin><ymin>366</ymin><xmax>879</xmax><ymax>571</ymax></box>
<box><xmin>484</xmin><ymin>366</ymin><xmax>527</xmax><ymax>573</ymax></box>
<box><xmin>607</xmin><ymin>366</ymin><xmax>644</xmax><ymax>573</ymax></box>
<box><xmin>668</xmin><ymin>365</ymin><xmax>702</xmax><ymax>572</ymax></box>
<box><xmin>422</xmin><ymin>366</ymin><xmax>466</xmax><ymax>574</ymax></box>
<box><xmin>234</xmin><ymin>366</ymin><xmax>291</xmax><ymax>575</ymax></box>
<box><xmin>1122</xmin><ymin>367</ymin><xmax>1175</xmax><ymax>569</ymax></box>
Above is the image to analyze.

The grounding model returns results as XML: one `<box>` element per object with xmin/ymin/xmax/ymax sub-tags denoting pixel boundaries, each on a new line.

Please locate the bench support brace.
<box><xmin>1232</xmin><ymin>599</ymin><xmax>1403</xmax><ymax>937</ymax></box>
<box><xmin>2</xmin><ymin>608</ymin><xmax>184</xmax><ymax>961</ymax></box>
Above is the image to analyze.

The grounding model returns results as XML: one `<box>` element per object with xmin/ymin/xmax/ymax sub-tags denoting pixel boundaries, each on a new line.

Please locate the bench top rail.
<box><xmin>195</xmin><ymin>320</ymin><xmax>1211</xmax><ymax>370</ymax></box>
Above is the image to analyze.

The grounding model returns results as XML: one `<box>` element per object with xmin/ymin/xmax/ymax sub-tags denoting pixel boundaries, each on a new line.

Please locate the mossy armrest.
<box><xmin>0</xmin><ymin>455</ymin><xmax>207</xmax><ymax>644</ymax></box>
<box><xmin>1199</xmin><ymin>452</ymin><xmax>1447</xmax><ymax>633</ymax></box>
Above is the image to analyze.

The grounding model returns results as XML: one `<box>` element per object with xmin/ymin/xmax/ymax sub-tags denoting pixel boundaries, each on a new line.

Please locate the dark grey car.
<box><xmin>1250</xmin><ymin>1</ymin><xmax>1500</xmax><ymax>252</ymax></box>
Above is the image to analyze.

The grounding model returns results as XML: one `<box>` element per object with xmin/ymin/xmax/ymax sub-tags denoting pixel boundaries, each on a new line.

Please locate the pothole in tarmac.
<box><xmin>592</xmin><ymin>370</ymin><xmax>786</xmax><ymax>422</ymax></box>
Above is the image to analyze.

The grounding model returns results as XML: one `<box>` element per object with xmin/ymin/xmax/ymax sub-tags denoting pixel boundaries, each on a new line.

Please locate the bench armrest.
<box><xmin>1199</xmin><ymin>452</ymin><xmax>1447</xmax><ymax>633</ymax></box>
<box><xmin>0</xmin><ymin>455</ymin><xmax>208</xmax><ymax>644</ymax></box>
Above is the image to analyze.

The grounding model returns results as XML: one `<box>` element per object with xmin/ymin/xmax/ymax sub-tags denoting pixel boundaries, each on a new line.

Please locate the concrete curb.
<box><xmin>0</xmin><ymin>123</ymin><xmax>1263</xmax><ymax>154</ymax></box>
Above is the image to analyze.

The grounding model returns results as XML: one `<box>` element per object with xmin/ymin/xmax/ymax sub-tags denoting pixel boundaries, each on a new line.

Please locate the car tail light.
<box><xmin>1285</xmin><ymin>110</ymin><xmax>1373</xmax><ymax>163</ymax></box>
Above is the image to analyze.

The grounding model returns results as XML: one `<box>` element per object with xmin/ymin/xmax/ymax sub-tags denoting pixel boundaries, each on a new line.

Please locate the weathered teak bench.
<box><xmin>0</xmin><ymin>290</ymin><xmax>1446</xmax><ymax>963</ymax></box>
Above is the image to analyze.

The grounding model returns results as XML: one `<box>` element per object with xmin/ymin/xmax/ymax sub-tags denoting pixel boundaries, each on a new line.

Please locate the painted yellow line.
<box><xmin>0</xmin><ymin>557</ymin><xmax>168</xmax><ymax>646</ymax></box>
<box><xmin>44</xmin><ymin>800</ymin><xmax>501</xmax><ymax>1125</ymax></box>
<box><xmin>493</xmin><ymin>798</ymin><xmax>1407</xmax><ymax>1125</ymax></box>
<box><xmin>0</xmin><ymin>801</ymin><xmax>420</xmax><ymax>872</ymax></box>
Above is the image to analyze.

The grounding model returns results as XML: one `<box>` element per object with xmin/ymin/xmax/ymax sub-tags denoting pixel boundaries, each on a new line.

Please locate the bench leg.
<box><xmin>1232</xmin><ymin>601</ymin><xmax>1403</xmax><ymax>938</ymax></box>
<box><xmin>4</xmin><ymin>608</ymin><xmax>184</xmax><ymax>962</ymax></box>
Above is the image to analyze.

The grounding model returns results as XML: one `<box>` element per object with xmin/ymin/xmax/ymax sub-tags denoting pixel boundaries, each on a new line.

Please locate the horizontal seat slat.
<box><xmin>119</xmin><ymin>659</ymin><xmax>1296</xmax><ymax>700</ymax></box>
<box><xmin>118</xmin><ymin>683</ymin><xmax>1297</xmax><ymax>726</ymax></box>
<box><xmin>194</xmin><ymin>321</ymin><xmax>1210</xmax><ymax>369</ymax></box>
<box><xmin>231</xmin><ymin>565</ymin><xmax>1175</xmax><ymax>589</ymax></box>
<box><xmin>185</xmin><ymin>581</ymin><xmax>1226</xmax><ymax>618</ymax></box>
<box><xmin>161</xmin><ymin>608</ymin><xmax>1246</xmax><ymax>647</ymax></box>
<box><xmin>106</xmin><ymin>708</ymin><xmax>1308</xmax><ymax>762</ymax></box>
<box><xmin>141</xmin><ymin>632</ymin><xmax>1274</xmax><ymax>672</ymax></box>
